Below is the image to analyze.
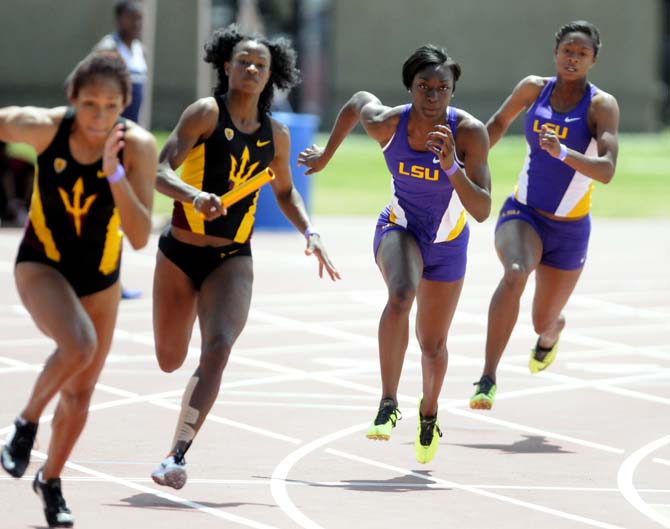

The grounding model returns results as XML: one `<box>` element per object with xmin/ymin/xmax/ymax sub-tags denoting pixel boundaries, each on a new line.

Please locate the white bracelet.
<box><xmin>192</xmin><ymin>191</ymin><xmax>206</xmax><ymax>207</ymax></box>
<box><xmin>304</xmin><ymin>227</ymin><xmax>320</xmax><ymax>239</ymax></box>
<box><xmin>558</xmin><ymin>143</ymin><xmax>568</xmax><ymax>161</ymax></box>
<box><xmin>107</xmin><ymin>164</ymin><xmax>125</xmax><ymax>184</ymax></box>
<box><xmin>444</xmin><ymin>160</ymin><xmax>460</xmax><ymax>177</ymax></box>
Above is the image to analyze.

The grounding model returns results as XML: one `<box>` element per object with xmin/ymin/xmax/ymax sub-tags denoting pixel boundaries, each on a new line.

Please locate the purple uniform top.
<box><xmin>517</xmin><ymin>77</ymin><xmax>599</xmax><ymax>217</ymax></box>
<box><xmin>380</xmin><ymin>104</ymin><xmax>466</xmax><ymax>244</ymax></box>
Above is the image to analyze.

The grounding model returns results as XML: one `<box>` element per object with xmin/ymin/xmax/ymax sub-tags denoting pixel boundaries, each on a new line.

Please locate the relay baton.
<box><xmin>220</xmin><ymin>167</ymin><xmax>275</xmax><ymax>208</ymax></box>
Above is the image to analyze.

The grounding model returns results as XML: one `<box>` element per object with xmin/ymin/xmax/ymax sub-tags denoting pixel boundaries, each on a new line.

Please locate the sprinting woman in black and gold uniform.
<box><xmin>150</xmin><ymin>24</ymin><xmax>340</xmax><ymax>490</ymax></box>
<box><xmin>0</xmin><ymin>51</ymin><xmax>157</xmax><ymax>527</ymax></box>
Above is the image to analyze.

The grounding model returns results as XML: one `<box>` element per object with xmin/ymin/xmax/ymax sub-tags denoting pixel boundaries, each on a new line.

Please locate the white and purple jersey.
<box><xmin>516</xmin><ymin>77</ymin><xmax>598</xmax><ymax>217</ymax></box>
<box><xmin>379</xmin><ymin>104</ymin><xmax>466</xmax><ymax>244</ymax></box>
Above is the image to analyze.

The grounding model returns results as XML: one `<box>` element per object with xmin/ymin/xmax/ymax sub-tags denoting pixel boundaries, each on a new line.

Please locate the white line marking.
<box><xmin>328</xmin><ymin>448</ymin><xmax>629</xmax><ymax>529</ymax></box>
<box><xmin>0</xmin><ymin>443</ymin><xmax>281</xmax><ymax>529</ymax></box>
<box><xmin>617</xmin><ymin>435</ymin><xmax>670</xmax><ymax>528</ymax></box>
<box><xmin>448</xmin><ymin>408</ymin><xmax>624</xmax><ymax>454</ymax></box>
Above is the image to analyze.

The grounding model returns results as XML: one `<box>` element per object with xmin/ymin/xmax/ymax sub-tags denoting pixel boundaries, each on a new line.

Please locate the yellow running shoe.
<box><xmin>414</xmin><ymin>398</ymin><xmax>442</xmax><ymax>464</ymax></box>
<box><xmin>366</xmin><ymin>398</ymin><xmax>401</xmax><ymax>441</ymax></box>
<box><xmin>469</xmin><ymin>375</ymin><xmax>497</xmax><ymax>410</ymax></box>
<box><xmin>529</xmin><ymin>336</ymin><xmax>560</xmax><ymax>374</ymax></box>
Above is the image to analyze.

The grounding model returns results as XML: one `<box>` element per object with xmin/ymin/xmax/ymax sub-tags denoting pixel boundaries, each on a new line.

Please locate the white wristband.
<box><xmin>304</xmin><ymin>227</ymin><xmax>320</xmax><ymax>239</ymax></box>
<box><xmin>444</xmin><ymin>160</ymin><xmax>460</xmax><ymax>177</ymax></box>
<box><xmin>192</xmin><ymin>191</ymin><xmax>206</xmax><ymax>207</ymax></box>
<box><xmin>558</xmin><ymin>143</ymin><xmax>568</xmax><ymax>161</ymax></box>
<box><xmin>107</xmin><ymin>164</ymin><xmax>125</xmax><ymax>184</ymax></box>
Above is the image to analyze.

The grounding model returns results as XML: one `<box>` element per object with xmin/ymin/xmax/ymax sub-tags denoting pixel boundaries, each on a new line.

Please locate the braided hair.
<box><xmin>204</xmin><ymin>24</ymin><xmax>301</xmax><ymax>115</ymax></box>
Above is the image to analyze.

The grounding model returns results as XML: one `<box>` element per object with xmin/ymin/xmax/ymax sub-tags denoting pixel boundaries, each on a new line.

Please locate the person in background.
<box><xmin>94</xmin><ymin>0</ymin><xmax>148</xmax><ymax>299</ymax></box>
<box><xmin>0</xmin><ymin>141</ymin><xmax>34</xmax><ymax>227</ymax></box>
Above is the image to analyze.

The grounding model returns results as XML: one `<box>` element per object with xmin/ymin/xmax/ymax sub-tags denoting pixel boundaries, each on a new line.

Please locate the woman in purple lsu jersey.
<box><xmin>298</xmin><ymin>45</ymin><xmax>491</xmax><ymax>464</ymax></box>
<box><xmin>469</xmin><ymin>21</ymin><xmax>619</xmax><ymax>409</ymax></box>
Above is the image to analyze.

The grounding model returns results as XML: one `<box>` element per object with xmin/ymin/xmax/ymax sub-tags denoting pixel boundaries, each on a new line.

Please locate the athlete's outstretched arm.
<box><xmin>156</xmin><ymin>98</ymin><xmax>225</xmax><ymax>221</ymax></box>
<box><xmin>269</xmin><ymin>119</ymin><xmax>340</xmax><ymax>281</ymax></box>
<box><xmin>0</xmin><ymin>106</ymin><xmax>64</xmax><ymax>154</ymax></box>
<box><xmin>538</xmin><ymin>92</ymin><xmax>619</xmax><ymax>184</ymax></box>
<box><xmin>297</xmin><ymin>91</ymin><xmax>398</xmax><ymax>174</ymax></box>
<box><xmin>486</xmin><ymin>76</ymin><xmax>544</xmax><ymax>147</ymax></box>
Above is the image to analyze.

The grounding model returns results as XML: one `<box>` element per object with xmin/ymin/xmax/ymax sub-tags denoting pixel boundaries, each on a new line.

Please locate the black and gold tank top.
<box><xmin>171</xmin><ymin>95</ymin><xmax>275</xmax><ymax>243</ymax></box>
<box><xmin>23</xmin><ymin>108</ymin><xmax>123</xmax><ymax>275</ymax></box>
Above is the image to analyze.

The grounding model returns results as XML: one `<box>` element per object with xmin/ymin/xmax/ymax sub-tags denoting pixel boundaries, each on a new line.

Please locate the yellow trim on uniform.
<box><xmin>389</xmin><ymin>207</ymin><xmax>397</xmax><ymax>224</ymax></box>
<box><xmin>445</xmin><ymin>210</ymin><xmax>466</xmax><ymax>241</ymax></box>
<box><xmin>566</xmin><ymin>182</ymin><xmax>593</xmax><ymax>218</ymax></box>
<box><xmin>233</xmin><ymin>190</ymin><xmax>260</xmax><ymax>243</ymax></box>
<box><xmin>99</xmin><ymin>207</ymin><xmax>123</xmax><ymax>275</ymax></box>
<box><xmin>180</xmin><ymin>143</ymin><xmax>206</xmax><ymax>234</ymax></box>
<box><xmin>513</xmin><ymin>183</ymin><xmax>519</xmax><ymax>202</ymax></box>
<box><xmin>27</xmin><ymin>166</ymin><xmax>61</xmax><ymax>261</ymax></box>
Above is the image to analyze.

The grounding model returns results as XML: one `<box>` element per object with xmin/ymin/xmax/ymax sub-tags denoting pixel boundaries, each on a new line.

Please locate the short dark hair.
<box><xmin>114</xmin><ymin>0</ymin><xmax>141</xmax><ymax>18</ymax></box>
<box><xmin>67</xmin><ymin>51</ymin><xmax>131</xmax><ymax>105</ymax></box>
<box><xmin>554</xmin><ymin>20</ymin><xmax>602</xmax><ymax>57</ymax></box>
<box><xmin>402</xmin><ymin>45</ymin><xmax>462</xmax><ymax>92</ymax></box>
<box><xmin>204</xmin><ymin>24</ymin><xmax>301</xmax><ymax>115</ymax></box>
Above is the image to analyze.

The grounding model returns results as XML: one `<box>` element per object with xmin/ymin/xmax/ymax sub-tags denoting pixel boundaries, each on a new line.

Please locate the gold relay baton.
<box><xmin>220</xmin><ymin>167</ymin><xmax>275</xmax><ymax>208</ymax></box>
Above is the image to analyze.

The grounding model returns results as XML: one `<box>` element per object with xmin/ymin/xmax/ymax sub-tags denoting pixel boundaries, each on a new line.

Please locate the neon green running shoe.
<box><xmin>469</xmin><ymin>375</ymin><xmax>497</xmax><ymax>410</ymax></box>
<box><xmin>414</xmin><ymin>399</ymin><xmax>442</xmax><ymax>464</ymax></box>
<box><xmin>529</xmin><ymin>336</ymin><xmax>560</xmax><ymax>374</ymax></box>
<box><xmin>366</xmin><ymin>398</ymin><xmax>401</xmax><ymax>441</ymax></box>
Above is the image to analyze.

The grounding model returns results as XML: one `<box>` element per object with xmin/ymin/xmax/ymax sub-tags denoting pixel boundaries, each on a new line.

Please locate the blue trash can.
<box><xmin>254</xmin><ymin>112</ymin><xmax>319</xmax><ymax>230</ymax></box>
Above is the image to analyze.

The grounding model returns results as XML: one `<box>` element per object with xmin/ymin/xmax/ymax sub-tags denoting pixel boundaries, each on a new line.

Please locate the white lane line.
<box><xmin>271</xmin><ymin>425</ymin><xmax>628</xmax><ymax>529</ymax></box>
<box><xmin>654</xmin><ymin>458</ymin><xmax>670</xmax><ymax>466</ymax></box>
<box><xmin>448</xmin><ymin>408</ymin><xmax>624</xmax><ymax>454</ymax></box>
<box><xmin>271</xmin><ymin>422</ymin><xmax>368</xmax><ymax>529</ymax></box>
<box><xmin>328</xmin><ymin>448</ymin><xmax>629</xmax><ymax>529</ymax></box>
<box><xmin>3</xmin><ymin>474</ymin><xmax>670</xmax><ymax>493</ymax></box>
<box><xmin>0</xmin><ymin>444</ymin><xmax>281</xmax><ymax>529</ymax></box>
<box><xmin>570</xmin><ymin>295</ymin><xmax>670</xmax><ymax>320</ymax></box>
<box><xmin>617</xmin><ymin>435</ymin><xmax>670</xmax><ymax>529</ymax></box>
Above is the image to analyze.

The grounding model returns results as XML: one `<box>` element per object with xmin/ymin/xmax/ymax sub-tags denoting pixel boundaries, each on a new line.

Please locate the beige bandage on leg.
<box><xmin>171</xmin><ymin>376</ymin><xmax>201</xmax><ymax>447</ymax></box>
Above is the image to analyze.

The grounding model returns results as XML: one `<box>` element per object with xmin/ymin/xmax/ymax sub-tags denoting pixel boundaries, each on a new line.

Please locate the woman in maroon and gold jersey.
<box><xmin>0</xmin><ymin>51</ymin><xmax>156</xmax><ymax>527</ymax></box>
<box><xmin>150</xmin><ymin>24</ymin><xmax>339</xmax><ymax>490</ymax></box>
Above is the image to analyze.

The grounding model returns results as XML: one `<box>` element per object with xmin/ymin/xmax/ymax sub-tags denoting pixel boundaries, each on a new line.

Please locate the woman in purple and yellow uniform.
<box><xmin>470</xmin><ymin>21</ymin><xmax>619</xmax><ymax>409</ymax></box>
<box><xmin>0</xmin><ymin>51</ymin><xmax>157</xmax><ymax>527</ymax></box>
<box><xmin>298</xmin><ymin>45</ymin><xmax>491</xmax><ymax>464</ymax></box>
<box><xmin>150</xmin><ymin>24</ymin><xmax>339</xmax><ymax>490</ymax></box>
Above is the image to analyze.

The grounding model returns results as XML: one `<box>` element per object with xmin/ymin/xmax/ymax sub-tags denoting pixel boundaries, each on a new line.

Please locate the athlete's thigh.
<box><xmin>376</xmin><ymin>229</ymin><xmax>423</xmax><ymax>290</ymax></box>
<box><xmin>415</xmin><ymin>278</ymin><xmax>464</xmax><ymax>345</ymax></box>
<box><xmin>153</xmin><ymin>250</ymin><xmax>198</xmax><ymax>355</ymax></box>
<box><xmin>15</xmin><ymin>262</ymin><xmax>94</xmax><ymax>344</ymax></box>
<box><xmin>532</xmin><ymin>264</ymin><xmax>583</xmax><ymax>324</ymax></box>
<box><xmin>494</xmin><ymin>219</ymin><xmax>543</xmax><ymax>271</ymax></box>
<box><xmin>197</xmin><ymin>256</ymin><xmax>253</xmax><ymax>345</ymax></box>
<box><xmin>63</xmin><ymin>283</ymin><xmax>122</xmax><ymax>393</ymax></box>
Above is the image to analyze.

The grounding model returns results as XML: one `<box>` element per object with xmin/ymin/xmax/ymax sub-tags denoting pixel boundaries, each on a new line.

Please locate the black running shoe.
<box><xmin>1</xmin><ymin>417</ymin><xmax>37</xmax><ymax>477</ymax></box>
<box><xmin>366</xmin><ymin>398</ymin><xmax>401</xmax><ymax>440</ymax></box>
<box><xmin>33</xmin><ymin>469</ymin><xmax>74</xmax><ymax>528</ymax></box>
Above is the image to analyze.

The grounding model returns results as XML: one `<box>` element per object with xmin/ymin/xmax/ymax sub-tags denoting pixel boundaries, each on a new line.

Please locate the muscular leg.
<box><xmin>169</xmin><ymin>256</ymin><xmax>253</xmax><ymax>454</ymax></box>
<box><xmin>375</xmin><ymin>230</ymin><xmax>423</xmax><ymax>405</ymax></box>
<box><xmin>14</xmin><ymin>263</ymin><xmax>99</xmax><ymax>423</ymax></box>
<box><xmin>482</xmin><ymin>220</ymin><xmax>543</xmax><ymax>381</ymax></box>
<box><xmin>415</xmin><ymin>278</ymin><xmax>463</xmax><ymax>416</ymax></box>
<box><xmin>153</xmin><ymin>250</ymin><xmax>198</xmax><ymax>373</ymax></box>
<box><xmin>532</xmin><ymin>264</ymin><xmax>583</xmax><ymax>352</ymax></box>
<box><xmin>41</xmin><ymin>282</ymin><xmax>121</xmax><ymax>480</ymax></box>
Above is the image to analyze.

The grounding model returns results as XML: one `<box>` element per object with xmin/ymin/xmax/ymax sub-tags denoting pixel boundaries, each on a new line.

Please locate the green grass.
<box><xmin>8</xmin><ymin>130</ymin><xmax>669</xmax><ymax>218</ymax></box>
<box><xmin>311</xmin><ymin>131</ymin><xmax>670</xmax><ymax>218</ymax></box>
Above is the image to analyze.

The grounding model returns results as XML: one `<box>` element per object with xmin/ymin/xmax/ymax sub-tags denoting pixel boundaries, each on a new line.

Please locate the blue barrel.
<box><xmin>254</xmin><ymin>112</ymin><xmax>319</xmax><ymax>230</ymax></box>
